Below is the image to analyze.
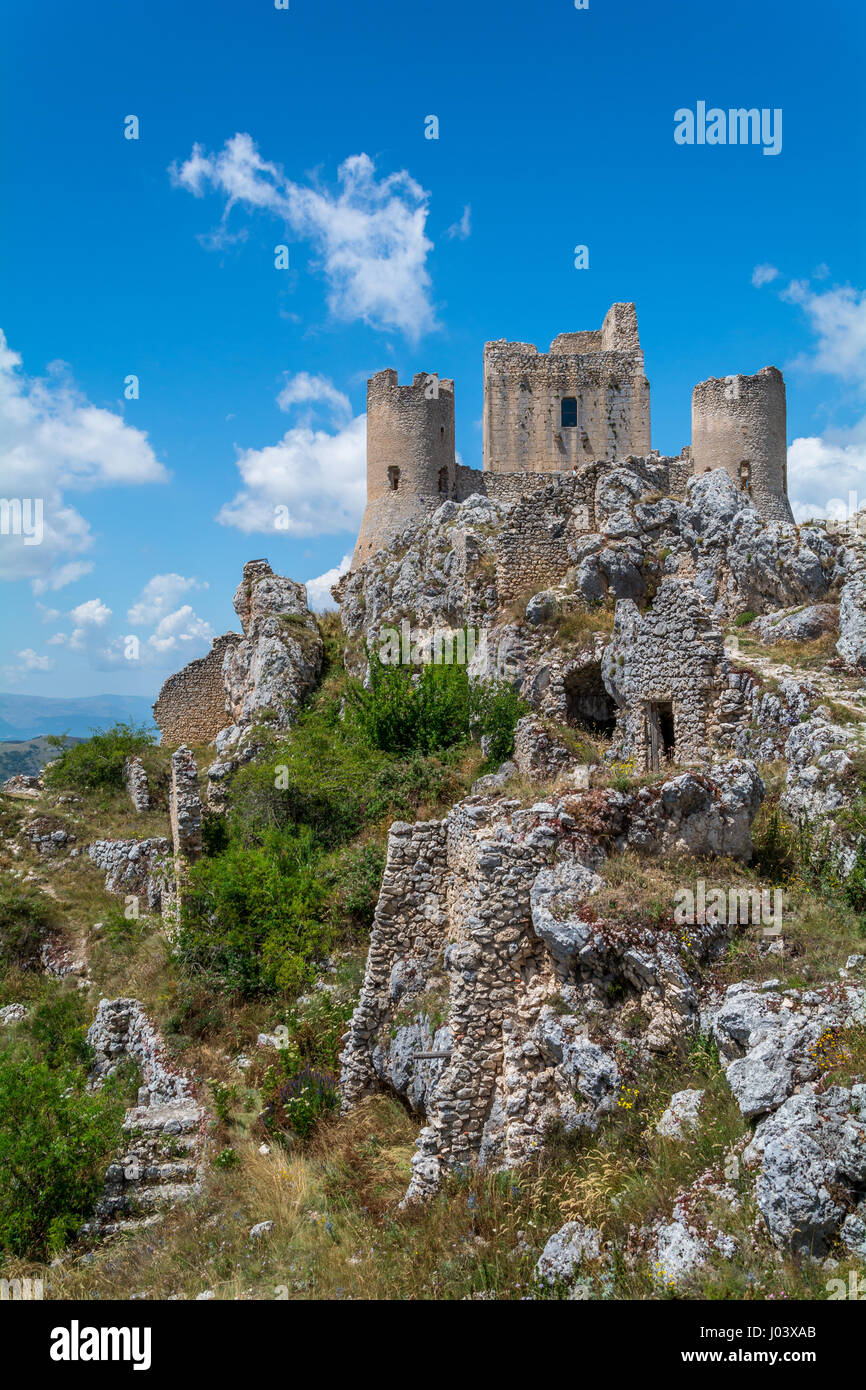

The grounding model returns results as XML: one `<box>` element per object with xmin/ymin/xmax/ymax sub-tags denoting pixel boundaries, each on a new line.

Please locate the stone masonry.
<box><xmin>153</xmin><ymin>632</ymin><xmax>241</xmax><ymax>746</ymax></box>
<box><xmin>350</xmin><ymin>301</ymin><xmax>794</xmax><ymax>566</ymax></box>
<box><xmin>340</xmin><ymin>761</ymin><xmax>764</xmax><ymax>1203</ymax></box>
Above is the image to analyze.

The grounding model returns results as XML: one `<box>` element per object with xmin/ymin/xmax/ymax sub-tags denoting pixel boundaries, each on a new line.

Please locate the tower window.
<box><xmin>739</xmin><ymin>460</ymin><xmax>752</xmax><ymax>493</ymax></box>
<box><xmin>388</xmin><ymin>466</ymin><xmax>400</xmax><ymax>491</ymax></box>
<box><xmin>561</xmin><ymin>397</ymin><xmax>578</xmax><ymax>428</ymax></box>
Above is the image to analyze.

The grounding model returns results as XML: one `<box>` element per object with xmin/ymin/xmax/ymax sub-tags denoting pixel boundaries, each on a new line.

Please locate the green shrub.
<box><xmin>43</xmin><ymin>722</ymin><xmax>154</xmax><ymax>791</ymax></box>
<box><xmin>346</xmin><ymin>656</ymin><xmax>471</xmax><ymax>755</ymax></box>
<box><xmin>0</xmin><ymin>882</ymin><xmax>55</xmax><ymax>967</ymax></box>
<box><xmin>0</xmin><ymin>1049</ymin><xmax>123</xmax><ymax>1258</ymax></box>
<box><xmin>734</xmin><ymin>611</ymin><xmax>756</xmax><ymax>628</ymax></box>
<box><xmin>178</xmin><ymin>828</ymin><xmax>329</xmax><ymax>996</ymax></box>
<box><xmin>470</xmin><ymin>680</ymin><xmax>528</xmax><ymax>764</ymax></box>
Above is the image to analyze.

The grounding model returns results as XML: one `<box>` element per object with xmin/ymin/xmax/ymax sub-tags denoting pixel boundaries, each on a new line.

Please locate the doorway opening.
<box><xmin>564</xmin><ymin>664</ymin><xmax>617</xmax><ymax>736</ymax></box>
<box><xmin>645</xmin><ymin>700</ymin><xmax>676</xmax><ymax>771</ymax></box>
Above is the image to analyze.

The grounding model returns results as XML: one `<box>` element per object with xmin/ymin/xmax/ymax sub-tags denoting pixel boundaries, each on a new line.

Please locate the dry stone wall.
<box><xmin>152</xmin><ymin>632</ymin><xmax>240</xmax><ymax>746</ymax></box>
<box><xmin>340</xmin><ymin>761</ymin><xmax>764</xmax><ymax>1202</ymax></box>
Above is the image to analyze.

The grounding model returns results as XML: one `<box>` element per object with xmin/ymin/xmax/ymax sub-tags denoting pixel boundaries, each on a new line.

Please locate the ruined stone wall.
<box><xmin>339</xmin><ymin>818</ymin><xmax>448</xmax><ymax>1105</ymax></box>
<box><xmin>169</xmin><ymin>746</ymin><xmax>202</xmax><ymax>864</ymax></box>
<box><xmin>153</xmin><ymin>632</ymin><xmax>240</xmax><ymax>747</ymax></box>
<box><xmin>495</xmin><ymin>472</ymin><xmax>597</xmax><ymax>602</ymax></box>
<box><xmin>691</xmin><ymin>367</ymin><xmax>793</xmax><ymax>523</ymax></box>
<box><xmin>601</xmin><ymin>579</ymin><xmax>728</xmax><ymax>769</ymax></box>
<box><xmin>483</xmin><ymin>304</ymin><xmax>651</xmax><ymax>474</ymax></box>
<box><xmin>340</xmin><ymin>764</ymin><xmax>763</xmax><ymax>1203</ymax></box>
<box><xmin>353</xmin><ymin>370</ymin><xmax>455</xmax><ymax>567</ymax></box>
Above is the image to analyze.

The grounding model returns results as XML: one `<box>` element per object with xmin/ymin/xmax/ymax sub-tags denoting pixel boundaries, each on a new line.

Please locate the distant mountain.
<box><xmin>0</xmin><ymin>693</ymin><xmax>157</xmax><ymax>740</ymax></box>
<box><xmin>0</xmin><ymin>734</ymin><xmax>86</xmax><ymax>781</ymax></box>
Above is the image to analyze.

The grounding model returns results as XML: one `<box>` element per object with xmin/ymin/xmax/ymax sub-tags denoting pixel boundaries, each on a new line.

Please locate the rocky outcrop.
<box><xmin>751</xmin><ymin>603</ymin><xmax>837</xmax><ymax>647</ymax></box>
<box><xmin>340</xmin><ymin>760</ymin><xmax>764</xmax><ymax>1202</ymax></box>
<box><xmin>708</xmin><ymin>980</ymin><xmax>866</xmax><ymax>1118</ymax></box>
<box><xmin>205</xmin><ymin>561</ymin><xmax>324</xmax><ymax>808</ymax></box>
<box><xmin>743</xmin><ymin>1085</ymin><xmax>866</xmax><ymax>1256</ymax></box>
<box><xmin>837</xmin><ymin>575</ymin><xmax>866</xmax><ymax>667</ymax></box>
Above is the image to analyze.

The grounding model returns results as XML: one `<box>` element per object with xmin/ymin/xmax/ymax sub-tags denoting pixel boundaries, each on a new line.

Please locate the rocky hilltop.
<box><xmin>3</xmin><ymin>463</ymin><xmax>866</xmax><ymax>1301</ymax></box>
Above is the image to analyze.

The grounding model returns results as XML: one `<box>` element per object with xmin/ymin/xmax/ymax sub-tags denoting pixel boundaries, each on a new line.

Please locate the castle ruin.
<box><xmin>352</xmin><ymin>302</ymin><xmax>793</xmax><ymax>567</ymax></box>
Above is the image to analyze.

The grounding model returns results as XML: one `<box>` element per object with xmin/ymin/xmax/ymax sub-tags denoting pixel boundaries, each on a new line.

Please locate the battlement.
<box><xmin>350</xmin><ymin>304</ymin><xmax>793</xmax><ymax>568</ymax></box>
<box><xmin>692</xmin><ymin>366</ymin><xmax>792</xmax><ymax>522</ymax></box>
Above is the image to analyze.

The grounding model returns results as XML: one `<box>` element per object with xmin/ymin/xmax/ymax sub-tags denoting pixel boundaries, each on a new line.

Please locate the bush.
<box><xmin>43</xmin><ymin>722</ymin><xmax>154</xmax><ymax>791</ymax></box>
<box><xmin>470</xmin><ymin>680</ymin><xmax>528</xmax><ymax>764</ymax></box>
<box><xmin>0</xmin><ymin>883</ymin><xmax>55</xmax><ymax>967</ymax></box>
<box><xmin>0</xmin><ymin>1049</ymin><xmax>123</xmax><ymax>1257</ymax></box>
<box><xmin>260</xmin><ymin>1063</ymin><xmax>339</xmax><ymax>1140</ymax></box>
<box><xmin>346</xmin><ymin>656</ymin><xmax>471</xmax><ymax>755</ymax></box>
<box><xmin>734</xmin><ymin>611</ymin><xmax>757</xmax><ymax>628</ymax></box>
<box><xmin>177</xmin><ymin>828</ymin><xmax>329</xmax><ymax>996</ymax></box>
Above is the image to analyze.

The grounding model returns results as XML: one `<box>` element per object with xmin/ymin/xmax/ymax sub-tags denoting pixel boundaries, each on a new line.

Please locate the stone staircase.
<box><xmin>82</xmin><ymin>999</ymin><xmax>207</xmax><ymax>1238</ymax></box>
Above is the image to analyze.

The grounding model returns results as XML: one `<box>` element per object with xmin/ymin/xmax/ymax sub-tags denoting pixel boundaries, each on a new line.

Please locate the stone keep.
<box><xmin>483</xmin><ymin>302</ymin><xmax>651</xmax><ymax>473</ymax></box>
<box><xmin>352</xmin><ymin>369</ymin><xmax>455</xmax><ymax>568</ymax></box>
<box><xmin>691</xmin><ymin>366</ymin><xmax>793</xmax><ymax>523</ymax></box>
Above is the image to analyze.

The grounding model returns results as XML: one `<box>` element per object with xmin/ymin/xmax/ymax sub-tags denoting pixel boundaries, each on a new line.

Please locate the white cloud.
<box><xmin>171</xmin><ymin>134</ymin><xmax>437</xmax><ymax>340</ymax></box>
<box><xmin>304</xmin><ymin>553</ymin><xmax>352</xmax><ymax>611</ymax></box>
<box><xmin>444</xmin><ymin>205</ymin><xmax>472</xmax><ymax>241</ymax></box>
<box><xmin>788</xmin><ymin>432</ymin><xmax>866</xmax><ymax>521</ymax></box>
<box><xmin>218</xmin><ymin>374</ymin><xmax>366</xmax><ymax>538</ymax></box>
<box><xmin>127</xmin><ymin>573</ymin><xmax>208</xmax><ymax>626</ymax></box>
<box><xmin>145</xmin><ymin>605</ymin><xmax>214</xmax><ymax>655</ymax></box>
<box><xmin>780</xmin><ymin>279</ymin><xmax>866</xmax><ymax>382</ymax></box>
<box><xmin>0</xmin><ymin>330</ymin><xmax>167</xmax><ymax>590</ymax></box>
<box><xmin>70</xmin><ymin>597</ymin><xmax>112</xmax><ymax>627</ymax></box>
<box><xmin>276</xmin><ymin>372</ymin><xmax>352</xmax><ymax>420</ymax></box>
<box><xmin>3</xmin><ymin>648</ymin><xmax>55</xmax><ymax>683</ymax></box>
<box><xmin>751</xmin><ymin>263</ymin><xmax>779</xmax><ymax>288</ymax></box>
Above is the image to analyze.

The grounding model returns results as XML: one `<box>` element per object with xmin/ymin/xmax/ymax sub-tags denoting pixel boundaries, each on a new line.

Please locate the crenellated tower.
<box><xmin>352</xmin><ymin>369</ymin><xmax>455</xmax><ymax>567</ymax></box>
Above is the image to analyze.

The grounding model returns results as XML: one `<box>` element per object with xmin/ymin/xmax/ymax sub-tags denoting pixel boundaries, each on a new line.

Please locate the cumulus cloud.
<box><xmin>788</xmin><ymin>432</ymin><xmax>866</xmax><ymax>521</ymax></box>
<box><xmin>781</xmin><ymin>279</ymin><xmax>866</xmax><ymax>382</ymax></box>
<box><xmin>170</xmin><ymin>134</ymin><xmax>437</xmax><ymax>340</ymax></box>
<box><xmin>444</xmin><ymin>205</ymin><xmax>472</xmax><ymax>241</ymax></box>
<box><xmin>751</xmin><ymin>263</ymin><xmax>779</xmax><ymax>288</ymax></box>
<box><xmin>276</xmin><ymin>371</ymin><xmax>352</xmax><ymax>421</ymax></box>
<box><xmin>304</xmin><ymin>553</ymin><xmax>352</xmax><ymax>611</ymax></box>
<box><xmin>144</xmin><ymin>605</ymin><xmax>214</xmax><ymax>654</ymax></box>
<box><xmin>2</xmin><ymin>648</ymin><xmax>55</xmax><ymax>684</ymax></box>
<box><xmin>0</xmin><ymin>330</ymin><xmax>167</xmax><ymax>591</ymax></box>
<box><xmin>70</xmin><ymin>597</ymin><xmax>112</xmax><ymax>627</ymax></box>
<box><xmin>218</xmin><ymin>374</ymin><xmax>365</xmax><ymax>538</ymax></box>
<box><xmin>127</xmin><ymin>573</ymin><xmax>208</xmax><ymax>626</ymax></box>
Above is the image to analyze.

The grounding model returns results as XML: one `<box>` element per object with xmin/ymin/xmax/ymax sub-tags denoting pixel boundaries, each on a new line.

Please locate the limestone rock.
<box><xmin>535</xmin><ymin>1222</ymin><xmax>603</xmax><ymax>1286</ymax></box>
<box><xmin>837</xmin><ymin>575</ymin><xmax>866</xmax><ymax>666</ymax></box>
<box><xmin>743</xmin><ymin>1085</ymin><xmax>866</xmax><ymax>1255</ymax></box>
<box><xmin>751</xmin><ymin>603</ymin><xmax>837</xmax><ymax>647</ymax></box>
<box><xmin>656</xmin><ymin>1089</ymin><xmax>705</xmax><ymax>1139</ymax></box>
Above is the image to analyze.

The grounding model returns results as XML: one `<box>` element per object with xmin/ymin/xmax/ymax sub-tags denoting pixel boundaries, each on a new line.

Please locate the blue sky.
<box><xmin>1</xmin><ymin>0</ymin><xmax>864</xmax><ymax>699</ymax></box>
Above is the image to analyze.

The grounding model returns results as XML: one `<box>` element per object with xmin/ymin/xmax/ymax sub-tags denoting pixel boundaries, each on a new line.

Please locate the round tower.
<box><xmin>691</xmin><ymin>366</ymin><xmax>793</xmax><ymax>522</ymax></box>
<box><xmin>352</xmin><ymin>369</ymin><xmax>456</xmax><ymax>567</ymax></box>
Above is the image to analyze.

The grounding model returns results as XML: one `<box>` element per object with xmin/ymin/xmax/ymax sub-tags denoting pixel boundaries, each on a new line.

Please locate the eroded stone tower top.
<box><xmin>482</xmin><ymin>302</ymin><xmax>651</xmax><ymax>473</ymax></box>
